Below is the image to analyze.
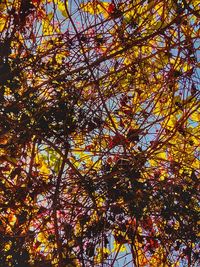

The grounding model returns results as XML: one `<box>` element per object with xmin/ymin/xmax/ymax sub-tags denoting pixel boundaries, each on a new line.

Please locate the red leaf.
<box><xmin>108</xmin><ymin>3</ymin><xmax>115</xmax><ymax>14</ymax></box>
<box><xmin>109</xmin><ymin>134</ymin><xmax>127</xmax><ymax>148</ymax></box>
<box><xmin>32</xmin><ymin>0</ymin><xmax>41</xmax><ymax>4</ymax></box>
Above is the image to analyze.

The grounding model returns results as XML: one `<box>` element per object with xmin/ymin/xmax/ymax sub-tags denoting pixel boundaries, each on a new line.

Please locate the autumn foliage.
<box><xmin>0</xmin><ymin>0</ymin><xmax>199</xmax><ymax>266</ymax></box>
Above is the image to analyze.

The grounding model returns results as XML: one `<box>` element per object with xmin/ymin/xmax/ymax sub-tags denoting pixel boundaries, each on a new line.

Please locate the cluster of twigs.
<box><xmin>0</xmin><ymin>0</ymin><xmax>199</xmax><ymax>266</ymax></box>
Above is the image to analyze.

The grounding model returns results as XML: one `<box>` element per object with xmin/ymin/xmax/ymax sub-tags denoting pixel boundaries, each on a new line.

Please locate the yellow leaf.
<box><xmin>37</xmin><ymin>232</ymin><xmax>47</xmax><ymax>242</ymax></box>
<box><xmin>4</xmin><ymin>242</ymin><xmax>11</xmax><ymax>251</ymax></box>
<box><xmin>192</xmin><ymin>158</ymin><xmax>200</xmax><ymax>169</ymax></box>
<box><xmin>42</xmin><ymin>13</ymin><xmax>54</xmax><ymax>36</ymax></box>
<box><xmin>80</xmin><ymin>1</ymin><xmax>101</xmax><ymax>15</ymax></box>
<box><xmin>95</xmin><ymin>247</ymin><xmax>111</xmax><ymax>264</ymax></box>
<box><xmin>35</xmin><ymin>154</ymin><xmax>50</xmax><ymax>176</ymax></box>
<box><xmin>0</xmin><ymin>16</ymin><xmax>6</xmax><ymax>32</ymax></box>
<box><xmin>164</xmin><ymin>115</ymin><xmax>177</xmax><ymax>130</ymax></box>
<box><xmin>156</xmin><ymin>152</ymin><xmax>167</xmax><ymax>160</ymax></box>
<box><xmin>153</xmin><ymin>21</ymin><xmax>163</xmax><ymax>30</ymax></box>
<box><xmin>56</xmin><ymin>0</ymin><xmax>68</xmax><ymax>18</ymax></box>
<box><xmin>190</xmin><ymin>111</ymin><xmax>200</xmax><ymax>123</ymax></box>
<box><xmin>191</xmin><ymin>0</ymin><xmax>199</xmax><ymax>8</ymax></box>
<box><xmin>80</xmin><ymin>1</ymin><xmax>110</xmax><ymax>16</ymax></box>
<box><xmin>155</xmin><ymin>2</ymin><xmax>164</xmax><ymax>17</ymax></box>
<box><xmin>8</xmin><ymin>213</ymin><xmax>17</xmax><ymax>226</ymax></box>
<box><xmin>112</xmin><ymin>240</ymin><xmax>127</xmax><ymax>252</ymax></box>
<box><xmin>55</xmin><ymin>50</ymin><xmax>69</xmax><ymax>64</ymax></box>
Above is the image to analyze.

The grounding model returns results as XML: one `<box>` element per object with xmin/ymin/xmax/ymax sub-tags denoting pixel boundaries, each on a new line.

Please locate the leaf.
<box><xmin>35</xmin><ymin>154</ymin><xmax>50</xmax><ymax>176</ymax></box>
<box><xmin>37</xmin><ymin>232</ymin><xmax>47</xmax><ymax>243</ymax></box>
<box><xmin>8</xmin><ymin>213</ymin><xmax>17</xmax><ymax>226</ymax></box>
<box><xmin>80</xmin><ymin>1</ymin><xmax>102</xmax><ymax>15</ymax></box>
<box><xmin>112</xmin><ymin>239</ymin><xmax>127</xmax><ymax>252</ymax></box>
<box><xmin>80</xmin><ymin>1</ymin><xmax>110</xmax><ymax>17</ymax></box>
<box><xmin>163</xmin><ymin>115</ymin><xmax>177</xmax><ymax>130</ymax></box>
<box><xmin>32</xmin><ymin>0</ymin><xmax>42</xmax><ymax>5</ymax></box>
<box><xmin>156</xmin><ymin>152</ymin><xmax>167</xmax><ymax>161</ymax></box>
<box><xmin>107</xmin><ymin>3</ymin><xmax>115</xmax><ymax>14</ymax></box>
<box><xmin>42</xmin><ymin>12</ymin><xmax>54</xmax><ymax>36</ymax></box>
<box><xmin>0</xmin><ymin>16</ymin><xmax>6</xmax><ymax>32</ymax></box>
<box><xmin>0</xmin><ymin>2</ymin><xmax>6</xmax><ymax>12</ymax></box>
<box><xmin>190</xmin><ymin>111</ymin><xmax>200</xmax><ymax>123</ymax></box>
<box><xmin>95</xmin><ymin>247</ymin><xmax>111</xmax><ymax>264</ymax></box>
<box><xmin>56</xmin><ymin>0</ymin><xmax>68</xmax><ymax>18</ymax></box>
<box><xmin>153</xmin><ymin>21</ymin><xmax>163</xmax><ymax>30</ymax></box>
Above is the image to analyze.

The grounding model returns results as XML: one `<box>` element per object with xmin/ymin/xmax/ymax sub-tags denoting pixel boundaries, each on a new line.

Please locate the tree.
<box><xmin>0</xmin><ymin>0</ymin><xmax>199</xmax><ymax>266</ymax></box>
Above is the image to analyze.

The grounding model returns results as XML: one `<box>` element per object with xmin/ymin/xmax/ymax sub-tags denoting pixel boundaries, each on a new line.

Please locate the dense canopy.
<box><xmin>0</xmin><ymin>0</ymin><xmax>199</xmax><ymax>266</ymax></box>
